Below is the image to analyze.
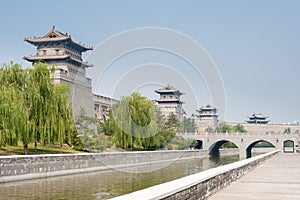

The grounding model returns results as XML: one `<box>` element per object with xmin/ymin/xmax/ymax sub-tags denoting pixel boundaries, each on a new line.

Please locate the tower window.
<box><xmin>55</xmin><ymin>49</ymin><xmax>59</xmax><ymax>55</ymax></box>
<box><xmin>42</xmin><ymin>50</ymin><xmax>47</xmax><ymax>55</ymax></box>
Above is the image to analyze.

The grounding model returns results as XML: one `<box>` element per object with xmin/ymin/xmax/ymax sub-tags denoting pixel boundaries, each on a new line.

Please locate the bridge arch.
<box><xmin>245</xmin><ymin>140</ymin><xmax>276</xmax><ymax>158</ymax></box>
<box><xmin>283</xmin><ymin>140</ymin><xmax>294</xmax><ymax>153</ymax></box>
<box><xmin>209</xmin><ymin>140</ymin><xmax>239</xmax><ymax>157</ymax></box>
<box><xmin>195</xmin><ymin>140</ymin><xmax>203</xmax><ymax>149</ymax></box>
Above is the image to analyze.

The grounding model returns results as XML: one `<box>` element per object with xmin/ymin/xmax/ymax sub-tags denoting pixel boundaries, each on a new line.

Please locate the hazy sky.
<box><xmin>0</xmin><ymin>0</ymin><xmax>299</xmax><ymax>123</ymax></box>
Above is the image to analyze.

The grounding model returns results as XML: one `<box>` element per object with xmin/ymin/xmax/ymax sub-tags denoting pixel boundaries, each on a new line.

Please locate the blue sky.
<box><xmin>0</xmin><ymin>0</ymin><xmax>299</xmax><ymax>123</ymax></box>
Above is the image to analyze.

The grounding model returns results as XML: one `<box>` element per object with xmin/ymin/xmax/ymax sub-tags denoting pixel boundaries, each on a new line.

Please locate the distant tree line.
<box><xmin>206</xmin><ymin>121</ymin><xmax>247</xmax><ymax>133</ymax></box>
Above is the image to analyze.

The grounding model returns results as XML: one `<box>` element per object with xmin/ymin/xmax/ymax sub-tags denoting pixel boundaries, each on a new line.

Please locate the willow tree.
<box><xmin>103</xmin><ymin>93</ymin><xmax>162</xmax><ymax>150</ymax></box>
<box><xmin>0</xmin><ymin>62</ymin><xmax>29</xmax><ymax>150</ymax></box>
<box><xmin>0</xmin><ymin>86</ymin><xmax>24</xmax><ymax>147</ymax></box>
<box><xmin>109</xmin><ymin>96</ymin><xmax>134</xmax><ymax>149</ymax></box>
<box><xmin>0</xmin><ymin>62</ymin><xmax>76</xmax><ymax>154</ymax></box>
<box><xmin>52</xmin><ymin>83</ymin><xmax>75</xmax><ymax>152</ymax></box>
<box><xmin>24</xmin><ymin>62</ymin><xmax>75</xmax><ymax>153</ymax></box>
<box><xmin>128</xmin><ymin>93</ymin><xmax>160</xmax><ymax>150</ymax></box>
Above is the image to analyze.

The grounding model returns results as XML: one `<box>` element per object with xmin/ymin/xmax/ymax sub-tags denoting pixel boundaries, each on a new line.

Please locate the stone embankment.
<box><xmin>109</xmin><ymin>150</ymin><xmax>278</xmax><ymax>200</ymax></box>
<box><xmin>0</xmin><ymin>150</ymin><xmax>208</xmax><ymax>183</ymax></box>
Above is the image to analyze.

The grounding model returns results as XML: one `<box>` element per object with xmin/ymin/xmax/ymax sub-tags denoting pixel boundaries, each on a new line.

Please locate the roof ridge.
<box><xmin>44</xmin><ymin>26</ymin><xmax>68</xmax><ymax>38</ymax></box>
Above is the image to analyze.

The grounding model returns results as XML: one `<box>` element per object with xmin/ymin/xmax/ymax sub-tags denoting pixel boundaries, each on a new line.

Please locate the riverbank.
<box><xmin>109</xmin><ymin>150</ymin><xmax>278</xmax><ymax>200</ymax></box>
<box><xmin>0</xmin><ymin>150</ymin><xmax>209</xmax><ymax>183</ymax></box>
<box><xmin>0</xmin><ymin>143</ymin><xmax>83</xmax><ymax>156</ymax></box>
<box><xmin>0</xmin><ymin>155</ymin><xmax>240</xmax><ymax>200</ymax></box>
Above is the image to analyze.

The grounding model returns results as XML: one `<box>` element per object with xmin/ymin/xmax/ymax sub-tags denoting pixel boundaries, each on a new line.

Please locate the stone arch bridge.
<box><xmin>179</xmin><ymin>132</ymin><xmax>300</xmax><ymax>159</ymax></box>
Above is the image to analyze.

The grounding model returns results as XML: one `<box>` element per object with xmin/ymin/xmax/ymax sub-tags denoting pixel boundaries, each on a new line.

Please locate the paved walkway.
<box><xmin>209</xmin><ymin>153</ymin><xmax>300</xmax><ymax>200</ymax></box>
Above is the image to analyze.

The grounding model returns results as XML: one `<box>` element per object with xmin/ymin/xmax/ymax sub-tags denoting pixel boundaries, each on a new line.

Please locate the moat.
<box><xmin>0</xmin><ymin>155</ymin><xmax>239</xmax><ymax>200</ymax></box>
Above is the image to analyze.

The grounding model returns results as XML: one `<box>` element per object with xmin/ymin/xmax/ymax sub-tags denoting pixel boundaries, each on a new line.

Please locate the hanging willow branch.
<box><xmin>0</xmin><ymin>62</ymin><xmax>76</xmax><ymax>154</ymax></box>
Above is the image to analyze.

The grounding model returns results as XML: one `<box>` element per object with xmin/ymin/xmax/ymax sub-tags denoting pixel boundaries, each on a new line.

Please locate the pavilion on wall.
<box><xmin>246</xmin><ymin>113</ymin><xmax>270</xmax><ymax>124</ymax></box>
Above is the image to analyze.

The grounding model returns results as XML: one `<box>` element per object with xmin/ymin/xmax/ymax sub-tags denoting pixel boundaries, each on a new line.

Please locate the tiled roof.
<box><xmin>155</xmin><ymin>84</ymin><xmax>184</xmax><ymax>95</ymax></box>
<box><xmin>197</xmin><ymin>104</ymin><xmax>217</xmax><ymax>112</ymax></box>
<box><xmin>156</xmin><ymin>99</ymin><xmax>184</xmax><ymax>104</ymax></box>
<box><xmin>248</xmin><ymin>113</ymin><xmax>268</xmax><ymax>119</ymax></box>
<box><xmin>24</xmin><ymin>26</ymin><xmax>92</xmax><ymax>51</ymax></box>
<box><xmin>24</xmin><ymin>55</ymin><xmax>69</xmax><ymax>61</ymax></box>
<box><xmin>69</xmin><ymin>56</ymin><xmax>93</xmax><ymax>67</ymax></box>
<box><xmin>24</xmin><ymin>54</ymin><xmax>93</xmax><ymax>68</ymax></box>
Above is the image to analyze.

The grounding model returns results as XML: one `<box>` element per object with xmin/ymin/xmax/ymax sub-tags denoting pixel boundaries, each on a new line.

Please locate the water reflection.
<box><xmin>0</xmin><ymin>156</ymin><xmax>239</xmax><ymax>200</ymax></box>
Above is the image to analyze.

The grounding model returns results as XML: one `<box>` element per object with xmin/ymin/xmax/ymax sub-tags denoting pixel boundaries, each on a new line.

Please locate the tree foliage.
<box><xmin>75</xmin><ymin>107</ymin><xmax>98</xmax><ymax>136</ymax></box>
<box><xmin>189</xmin><ymin>139</ymin><xmax>199</xmax><ymax>148</ymax></box>
<box><xmin>215</xmin><ymin>122</ymin><xmax>247</xmax><ymax>133</ymax></box>
<box><xmin>74</xmin><ymin>108</ymin><xmax>101</xmax><ymax>151</ymax></box>
<box><xmin>220</xmin><ymin>142</ymin><xmax>238</xmax><ymax>148</ymax></box>
<box><xmin>164</xmin><ymin>112</ymin><xmax>180</xmax><ymax>131</ymax></box>
<box><xmin>232</xmin><ymin>123</ymin><xmax>247</xmax><ymax>133</ymax></box>
<box><xmin>157</xmin><ymin>112</ymin><xmax>180</xmax><ymax>148</ymax></box>
<box><xmin>205</xmin><ymin>126</ymin><xmax>214</xmax><ymax>133</ymax></box>
<box><xmin>283</xmin><ymin>128</ymin><xmax>291</xmax><ymax>134</ymax></box>
<box><xmin>181</xmin><ymin>117</ymin><xmax>196</xmax><ymax>133</ymax></box>
<box><xmin>80</xmin><ymin>134</ymin><xmax>112</xmax><ymax>152</ymax></box>
<box><xmin>0</xmin><ymin>62</ymin><xmax>77</xmax><ymax>154</ymax></box>
<box><xmin>101</xmin><ymin>93</ymin><xmax>178</xmax><ymax>150</ymax></box>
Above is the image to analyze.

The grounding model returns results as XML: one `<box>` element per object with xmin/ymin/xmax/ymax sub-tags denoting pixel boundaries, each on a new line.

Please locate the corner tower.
<box><xmin>24</xmin><ymin>27</ymin><xmax>94</xmax><ymax>118</ymax></box>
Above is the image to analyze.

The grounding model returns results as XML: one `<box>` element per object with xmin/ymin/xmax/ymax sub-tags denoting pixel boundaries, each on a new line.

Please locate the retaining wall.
<box><xmin>0</xmin><ymin>150</ymin><xmax>208</xmax><ymax>183</ymax></box>
<box><xmin>109</xmin><ymin>150</ymin><xmax>279</xmax><ymax>200</ymax></box>
<box><xmin>219</xmin><ymin>148</ymin><xmax>239</xmax><ymax>156</ymax></box>
<box><xmin>252</xmin><ymin>147</ymin><xmax>277</xmax><ymax>153</ymax></box>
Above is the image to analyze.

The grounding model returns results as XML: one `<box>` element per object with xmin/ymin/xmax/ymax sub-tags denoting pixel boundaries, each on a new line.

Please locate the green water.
<box><xmin>0</xmin><ymin>156</ymin><xmax>239</xmax><ymax>200</ymax></box>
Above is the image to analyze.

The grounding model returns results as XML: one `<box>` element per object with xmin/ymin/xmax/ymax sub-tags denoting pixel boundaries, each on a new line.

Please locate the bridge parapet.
<box><xmin>177</xmin><ymin>131</ymin><xmax>300</xmax><ymax>158</ymax></box>
<box><xmin>178</xmin><ymin>131</ymin><xmax>300</xmax><ymax>137</ymax></box>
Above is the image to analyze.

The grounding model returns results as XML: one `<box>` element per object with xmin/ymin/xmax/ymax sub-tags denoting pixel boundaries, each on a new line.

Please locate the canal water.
<box><xmin>0</xmin><ymin>156</ymin><xmax>239</xmax><ymax>200</ymax></box>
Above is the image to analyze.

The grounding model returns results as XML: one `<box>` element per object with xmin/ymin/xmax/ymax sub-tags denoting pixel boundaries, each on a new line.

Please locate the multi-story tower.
<box><xmin>196</xmin><ymin>104</ymin><xmax>218</xmax><ymax>133</ymax></box>
<box><xmin>24</xmin><ymin>27</ymin><xmax>95</xmax><ymax>118</ymax></box>
<box><xmin>155</xmin><ymin>85</ymin><xmax>184</xmax><ymax>120</ymax></box>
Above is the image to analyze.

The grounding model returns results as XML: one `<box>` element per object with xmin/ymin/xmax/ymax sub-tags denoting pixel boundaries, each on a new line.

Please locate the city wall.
<box><xmin>0</xmin><ymin>150</ymin><xmax>208</xmax><ymax>183</ymax></box>
<box><xmin>109</xmin><ymin>150</ymin><xmax>279</xmax><ymax>200</ymax></box>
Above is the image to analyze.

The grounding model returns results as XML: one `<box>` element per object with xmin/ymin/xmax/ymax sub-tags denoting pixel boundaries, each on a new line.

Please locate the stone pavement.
<box><xmin>209</xmin><ymin>153</ymin><xmax>300</xmax><ymax>200</ymax></box>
